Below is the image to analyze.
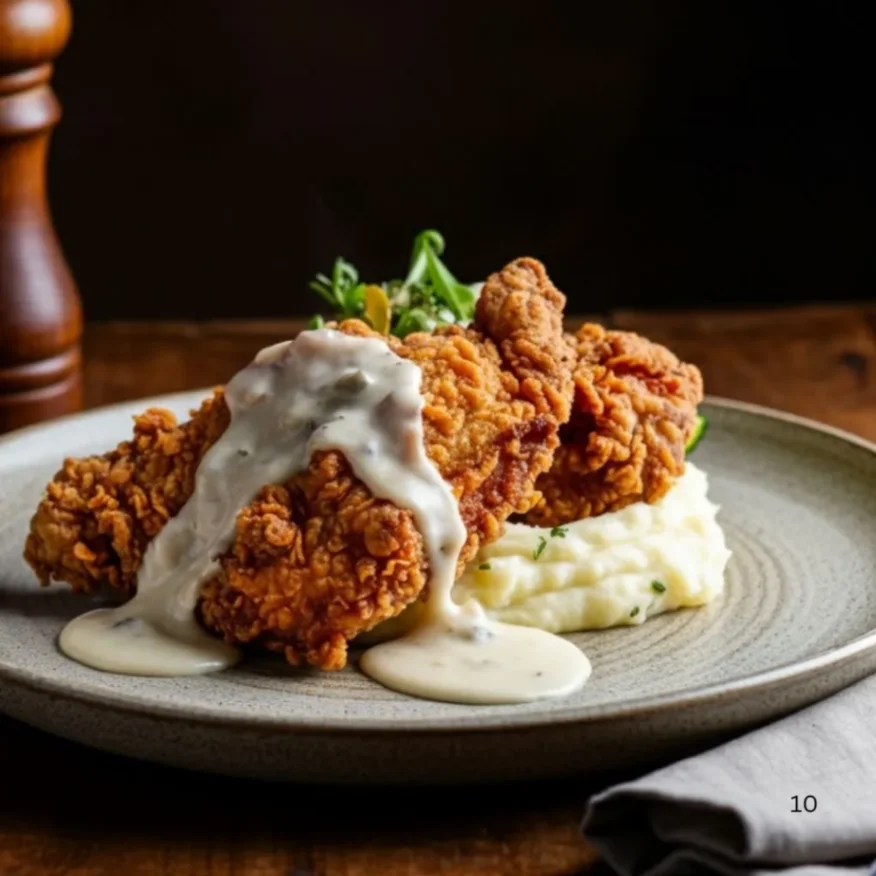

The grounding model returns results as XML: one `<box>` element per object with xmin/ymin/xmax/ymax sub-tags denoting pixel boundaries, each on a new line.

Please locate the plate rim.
<box><xmin>2</xmin><ymin>392</ymin><xmax>876</xmax><ymax>735</ymax></box>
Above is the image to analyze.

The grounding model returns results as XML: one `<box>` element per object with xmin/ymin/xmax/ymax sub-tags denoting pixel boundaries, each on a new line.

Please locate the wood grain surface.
<box><xmin>2</xmin><ymin>306</ymin><xmax>875</xmax><ymax>875</ymax></box>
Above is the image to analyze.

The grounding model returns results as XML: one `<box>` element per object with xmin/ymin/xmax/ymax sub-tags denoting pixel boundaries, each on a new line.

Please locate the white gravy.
<box><xmin>59</xmin><ymin>328</ymin><xmax>591</xmax><ymax>702</ymax></box>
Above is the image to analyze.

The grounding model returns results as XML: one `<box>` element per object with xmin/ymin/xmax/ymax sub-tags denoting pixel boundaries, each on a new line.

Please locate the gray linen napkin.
<box><xmin>582</xmin><ymin>673</ymin><xmax>876</xmax><ymax>876</ymax></box>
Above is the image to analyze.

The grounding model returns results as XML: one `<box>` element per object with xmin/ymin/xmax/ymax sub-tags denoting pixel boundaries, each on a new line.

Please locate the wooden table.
<box><xmin>3</xmin><ymin>305</ymin><xmax>876</xmax><ymax>876</ymax></box>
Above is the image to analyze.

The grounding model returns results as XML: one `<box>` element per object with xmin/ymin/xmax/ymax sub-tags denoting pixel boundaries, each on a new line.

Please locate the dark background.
<box><xmin>49</xmin><ymin>1</ymin><xmax>873</xmax><ymax>320</ymax></box>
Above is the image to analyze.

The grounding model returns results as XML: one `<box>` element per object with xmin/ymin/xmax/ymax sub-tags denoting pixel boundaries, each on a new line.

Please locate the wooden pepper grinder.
<box><xmin>0</xmin><ymin>0</ymin><xmax>82</xmax><ymax>433</ymax></box>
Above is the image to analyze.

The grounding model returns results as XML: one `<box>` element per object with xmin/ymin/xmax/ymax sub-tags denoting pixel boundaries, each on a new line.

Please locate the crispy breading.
<box><xmin>24</xmin><ymin>257</ymin><xmax>573</xmax><ymax>670</ymax></box>
<box><xmin>197</xmin><ymin>451</ymin><xmax>429</xmax><ymax>670</ymax></box>
<box><xmin>523</xmin><ymin>323</ymin><xmax>703</xmax><ymax>527</ymax></box>
<box><xmin>24</xmin><ymin>396</ymin><xmax>230</xmax><ymax>595</ymax></box>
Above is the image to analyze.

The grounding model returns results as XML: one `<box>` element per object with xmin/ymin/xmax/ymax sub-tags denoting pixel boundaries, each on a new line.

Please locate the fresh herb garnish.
<box><xmin>308</xmin><ymin>256</ymin><xmax>365</xmax><ymax>321</ymax></box>
<box><xmin>651</xmin><ymin>580</ymin><xmax>666</xmax><ymax>593</ymax></box>
<box><xmin>550</xmin><ymin>525</ymin><xmax>568</xmax><ymax>539</ymax></box>
<box><xmin>478</xmin><ymin>562</ymin><xmax>492</xmax><ymax>571</ymax></box>
<box><xmin>630</xmin><ymin>606</ymin><xmax>640</xmax><ymax>618</ymax></box>
<box><xmin>307</xmin><ymin>230</ymin><xmax>480</xmax><ymax>338</ymax></box>
<box><xmin>685</xmin><ymin>414</ymin><xmax>708</xmax><ymax>454</ymax></box>
<box><xmin>419</xmin><ymin>235</ymin><xmax>476</xmax><ymax>321</ymax></box>
<box><xmin>532</xmin><ymin>537</ymin><xmax>548</xmax><ymax>561</ymax></box>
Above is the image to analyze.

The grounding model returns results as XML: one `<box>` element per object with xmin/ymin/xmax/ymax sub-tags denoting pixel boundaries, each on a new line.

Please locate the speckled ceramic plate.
<box><xmin>2</xmin><ymin>392</ymin><xmax>876</xmax><ymax>784</ymax></box>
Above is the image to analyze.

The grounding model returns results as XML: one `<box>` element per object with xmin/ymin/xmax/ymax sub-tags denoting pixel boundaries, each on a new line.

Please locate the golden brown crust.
<box><xmin>197</xmin><ymin>451</ymin><xmax>428</xmax><ymax>671</ymax></box>
<box><xmin>523</xmin><ymin>323</ymin><xmax>703</xmax><ymax>527</ymax></box>
<box><xmin>23</xmin><ymin>257</ymin><xmax>574</xmax><ymax>670</ymax></box>
<box><xmin>24</xmin><ymin>395</ymin><xmax>230</xmax><ymax>594</ymax></box>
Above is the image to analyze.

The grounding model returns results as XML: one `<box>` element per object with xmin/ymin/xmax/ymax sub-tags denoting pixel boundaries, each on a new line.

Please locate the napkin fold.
<box><xmin>582</xmin><ymin>673</ymin><xmax>876</xmax><ymax>876</ymax></box>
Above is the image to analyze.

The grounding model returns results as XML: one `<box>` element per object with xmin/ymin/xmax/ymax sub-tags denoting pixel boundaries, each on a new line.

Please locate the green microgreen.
<box><xmin>307</xmin><ymin>230</ymin><xmax>479</xmax><ymax>338</ymax></box>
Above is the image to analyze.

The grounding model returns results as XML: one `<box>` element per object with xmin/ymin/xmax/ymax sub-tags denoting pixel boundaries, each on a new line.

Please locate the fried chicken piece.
<box><xmin>523</xmin><ymin>323</ymin><xmax>703</xmax><ymax>527</ymax></box>
<box><xmin>24</xmin><ymin>257</ymin><xmax>573</xmax><ymax>670</ymax></box>
<box><xmin>23</xmin><ymin>396</ymin><xmax>230</xmax><ymax>595</ymax></box>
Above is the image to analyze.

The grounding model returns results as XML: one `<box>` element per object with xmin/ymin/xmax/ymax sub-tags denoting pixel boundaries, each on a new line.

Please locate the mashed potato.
<box><xmin>453</xmin><ymin>462</ymin><xmax>730</xmax><ymax>633</ymax></box>
<box><xmin>360</xmin><ymin>462</ymin><xmax>730</xmax><ymax>645</ymax></box>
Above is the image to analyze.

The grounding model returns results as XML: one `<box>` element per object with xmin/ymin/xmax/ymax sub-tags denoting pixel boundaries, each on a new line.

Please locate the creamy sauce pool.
<box><xmin>58</xmin><ymin>329</ymin><xmax>590</xmax><ymax>704</ymax></box>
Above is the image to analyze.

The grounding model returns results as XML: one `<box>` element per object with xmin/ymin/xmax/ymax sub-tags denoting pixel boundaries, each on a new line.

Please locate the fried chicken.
<box><xmin>24</xmin><ymin>257</ymin><xmax>573</xmax><ymax>670</ymax></box>
<box><xmin>522</xmin><ymin>323</ymin><xmax>703</xmax><ymax>528</ymax></box>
